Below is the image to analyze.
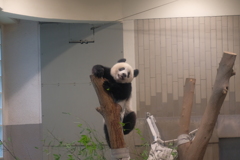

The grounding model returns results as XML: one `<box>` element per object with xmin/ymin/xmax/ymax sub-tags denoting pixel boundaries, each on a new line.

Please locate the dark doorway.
<box><xmin>219</xmin><ymin>138</ymin><xmax>240</xmax><ymax>160</ymax></box>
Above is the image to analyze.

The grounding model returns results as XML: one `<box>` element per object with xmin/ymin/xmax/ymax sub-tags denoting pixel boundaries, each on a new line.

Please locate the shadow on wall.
<box><xmin>40</xmin><ymin>22</ymin><xmax>124</xmax><ymax>93</ymax></box>
<box><xmin>40</xmin><ymin>22</ymin><xmax>121</xmax><ymax>71</ymax></box>
<box><xmin>40</xmin><ymin>22</ymin><xmax>124</xmax><ymax>86</ymax></box>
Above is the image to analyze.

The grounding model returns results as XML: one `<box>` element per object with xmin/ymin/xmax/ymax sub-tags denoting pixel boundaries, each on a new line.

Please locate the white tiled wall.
<box><xmin>135</xmin><ymin>16</ymin><xmax>240</xmax><ymax>117</ymax></box>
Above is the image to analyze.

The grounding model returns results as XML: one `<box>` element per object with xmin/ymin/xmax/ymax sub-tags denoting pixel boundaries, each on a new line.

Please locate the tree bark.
<box><xmin>179</xmin><ymin>78</ymin><xmax>196</xmax><ymax>134</ymax></box>
<box><xmin>178</xmin><ymin>78</ymin><xmax>196</xmax><ymax>159</ymax></box>
<box><xmin>90</xmin><ymin>75</ymin><xmax>126</xmax><ymax>149</ymax></box>
<box><xmin>178</xmin><ymin>51</ymin><xmax>236</xmax><ymax>160</ymax></box>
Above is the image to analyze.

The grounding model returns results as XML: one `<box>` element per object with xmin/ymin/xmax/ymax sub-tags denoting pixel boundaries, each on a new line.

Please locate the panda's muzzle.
<box><xmin>118</xmin><ymin>73</ymin><xmax>127</xmax><ymax>80</ymax></box>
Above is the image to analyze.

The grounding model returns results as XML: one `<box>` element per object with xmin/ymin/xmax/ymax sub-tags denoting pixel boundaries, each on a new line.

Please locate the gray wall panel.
<box><xmin>41</xmin><ymin>23</ymin><xmax>123</xmax><ymax>159</ymax></box>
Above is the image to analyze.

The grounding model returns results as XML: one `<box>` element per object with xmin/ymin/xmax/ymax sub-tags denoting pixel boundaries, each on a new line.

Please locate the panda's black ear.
<box><xmin>118</xmin><ymin>58</ymin><xmax>126</xmax><ymax>63</ymax></box>
<box><xmin>134</xmin><ymin>69</ymin><xmax>139</xmax><ymax>77</ymax></box>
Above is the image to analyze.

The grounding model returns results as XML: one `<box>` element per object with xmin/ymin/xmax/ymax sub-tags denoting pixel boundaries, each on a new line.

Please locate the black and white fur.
<box><xmin>92</xmin><ymin>58</ymin><xmax>139</xmax><ymax>148</ymax></box>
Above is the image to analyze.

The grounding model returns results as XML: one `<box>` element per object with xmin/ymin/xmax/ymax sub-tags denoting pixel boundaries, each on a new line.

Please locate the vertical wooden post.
<box><xmin>90</xmin><ymin>75</ymin><xmax>126</xmax><ymax>149</ymax></box>
<box><xmin>90</xmin><ymin>75</ymin><xmax>130</xmax><ymax>160</ymax></box>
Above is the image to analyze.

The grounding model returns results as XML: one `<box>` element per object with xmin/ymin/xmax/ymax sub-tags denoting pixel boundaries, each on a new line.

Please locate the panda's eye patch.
<box><xmin>119</xmin><ymin>67</ymin><xmax>125</xmax><ymax>71</ymax></box>
<box><xmin>127</xmin><ymin>72</ymin><xmax>130</xmax><ymax>78</ymax></box>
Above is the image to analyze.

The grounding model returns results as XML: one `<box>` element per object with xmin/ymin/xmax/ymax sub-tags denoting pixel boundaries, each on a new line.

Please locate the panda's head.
<box><xmin>110</xmin><ymin>58</ymin><xmax>139</xmax><ymax>83</ymax></box>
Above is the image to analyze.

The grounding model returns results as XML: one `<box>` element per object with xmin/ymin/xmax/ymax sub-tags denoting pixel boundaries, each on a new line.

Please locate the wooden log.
<box><xmin>178</xmin><ymin>78</ymin><xmax>196</xmax><ymax>159</ymax></box>
<box><xmin>90</xmin><ymin>75</ymin><xmax>126</xmax><ymax>149</ymax></box>
<box><xmin>182</xmin><ymin>51</ymin><xmax>236</xmax><ymax>160</ymax></box>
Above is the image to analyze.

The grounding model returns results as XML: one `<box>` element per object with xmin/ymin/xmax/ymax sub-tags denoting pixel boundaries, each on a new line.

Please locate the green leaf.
<box><xmin>119</xmin><ymin>122</ymin><xmax>125</xmax><ymax>127</ymax></box>
<box><xmin>78</xmin><ymin>135</ymin><xmax>91</xmax><ymax>145</ymax></box>
<box><xmin>86</xmin><ymin>128</ymin><xmax>92</xmax><ymax>134</ymax></box>
<box><xmin>53</xmin><ymin>154</ymin><xmax>61</xmax><ymax>160</ymax></box>
<box><xmin>43</xmin><ymin>149</ymin><xmax>50</xmax><ymax>155</ymax></box>
<box><xmin>67</xmin><ymin>154</ymin><xmax>75</xmax><ymax>160</ymax></box>
<box><xmin>62</xmin><ymin>112</ymin><xmax>71</xmax><ymax>115</ymax></box>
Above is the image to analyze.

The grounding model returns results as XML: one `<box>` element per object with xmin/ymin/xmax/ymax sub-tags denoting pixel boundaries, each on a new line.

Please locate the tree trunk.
<box><xmin>90</xmin><ymin>75</ymin><xmax>130</xmax><ymax>159</ymax></box>
<box><xmin>178</xmin><ymin>51</ymin><xmax>236</xmax><ymax>160</ymax></box>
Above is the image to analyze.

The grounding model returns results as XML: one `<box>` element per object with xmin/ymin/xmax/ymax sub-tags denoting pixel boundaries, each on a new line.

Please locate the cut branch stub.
<box><xmin>90</xmin><ymin>75</ymin><xmax>125</xmax><ymax>149</ymax></box>
<box><xmin>178</xmin><ymin>78</ymin><xmax>196</xmax><ymax>159</ymax></box>
<box><xmin>179</xmin><ymin>78</ymin><xmax>196</xmax><ymax>135</ymax></box>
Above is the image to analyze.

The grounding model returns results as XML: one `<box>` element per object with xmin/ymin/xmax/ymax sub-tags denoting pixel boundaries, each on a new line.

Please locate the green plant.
<box><xmin>53</xmin><ymin>154</ymin><xmax>61</xmax><ymax>160</ymax></box>
<box><xmin>167</xmin><ymin>142</ymin><xmax>178</xmax><ymax>159</ymax></box>
<box><xmin>77</xmin><ymin>124</ymin><xmax>106</xmax><ymax>160</ymax></box>
<box><xmin>131</xmin><ymin>128</ymin><xmax>178</xmax><ymax>160</ymax></box>
<box><xmin>131</xmin><ymin>128</ymin><xmax>150</xmax><ymax>160</ymax></box>
<box><xmin>41</xmin><ymin>114</ymin><xmax>107</xmax><ymax>160</ymax></box>
<box><xmin>0</xmin><ymin>139</ymin><xmax>20</xmax><ymax>160</ymax></box>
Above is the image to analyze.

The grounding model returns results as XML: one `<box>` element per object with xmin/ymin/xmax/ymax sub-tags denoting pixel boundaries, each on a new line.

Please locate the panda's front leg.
<box><xmin>92</xmin><ymin>65</ymin><xmax>104</xmax><ymax>78</ymax></box>
<box><xmin>103</xmin><ymin>81</ymin><xmax>111</xmax><ymax>90</ymax></box>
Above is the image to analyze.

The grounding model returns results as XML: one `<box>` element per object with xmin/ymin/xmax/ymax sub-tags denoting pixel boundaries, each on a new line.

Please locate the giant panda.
<box><xmin>92</xmin><ymin>58</ymin><xmax>139</xmax><ymax>148</ymax></box>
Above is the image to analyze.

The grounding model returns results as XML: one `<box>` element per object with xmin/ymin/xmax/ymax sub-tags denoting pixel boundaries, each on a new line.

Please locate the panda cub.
<box><xmin>92</xmin><ymin>58</ymin><xmax>139</xmax><ymax>148</ymax></box>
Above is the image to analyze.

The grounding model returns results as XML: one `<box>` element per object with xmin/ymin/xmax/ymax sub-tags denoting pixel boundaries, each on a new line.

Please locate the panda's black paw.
<box><xmin>92</xmin><ymin>65</ymin><xmax>104</xmax><ymax>78</ymax></box>
<box><xmin>103</xmin><ymin>81</ymin><xmax>111</xmax><ymax>91</ymax></box>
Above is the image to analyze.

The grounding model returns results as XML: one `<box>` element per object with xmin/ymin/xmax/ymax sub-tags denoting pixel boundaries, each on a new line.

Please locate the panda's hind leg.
<box><xmin>122</xmin><ymin>112</ymin><xmax>136</xmax><ymax>135</ymax></box>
